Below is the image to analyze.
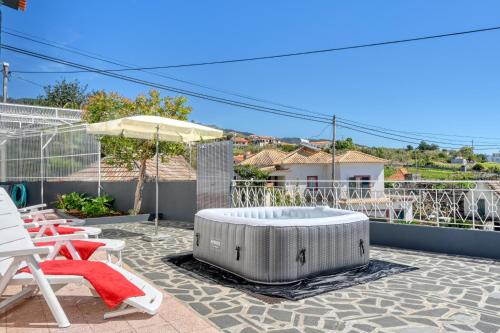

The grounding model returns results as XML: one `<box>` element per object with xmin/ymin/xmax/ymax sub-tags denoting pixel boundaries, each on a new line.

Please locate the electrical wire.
<box><xmin>10</xmin><ymin>73</ymin><xmax>44</xmax><ymax>88</ymax></box>
<box><xmin>337</xmin><ymin>116</ymin><xmax>500</xmax><ymax>144</ymax></box>
<box><xmin>6</xmin><ymin>27</ymin><xmax>500</xmax><ymax>147</ymax></box>
<box><xmin>2</xmin><ymin>43</ymin><xmax>332</xmax><ymax>124</ymax></box>
<box><xmin>3</xmin><ymin>44</ymin><xmax>500</xmax><ymax>150</ymax></box>
<box><xmin>11</xmin><ymin>25</ymin><xmax>500</xmax><ymax>73</ymax></box>
<box><xmin>3</xmin><ymin>28</ymin><xmax>331</xmax><ymax>119</ymax></box>
<box><xmin>337</xmin><ymin>119</ymin><xmax>500</xmax><ymax>147</ymax></box>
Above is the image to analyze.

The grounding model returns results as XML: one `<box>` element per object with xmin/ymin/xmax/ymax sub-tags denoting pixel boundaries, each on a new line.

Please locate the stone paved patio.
<box><xmin>1</xmin><ymin>247</ymin><xmax>220</xmax><ymax>333</ymax></box>
<box><xmin>101</xmin><ymin>220</ymin><xmax>500</xmax><ymax>333</ymax></box>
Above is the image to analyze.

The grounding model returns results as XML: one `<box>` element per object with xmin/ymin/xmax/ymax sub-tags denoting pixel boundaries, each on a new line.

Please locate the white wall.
<box><xmin>464</xmin><ymin>182</ymin><xmax>500</xmax><ymax>221</ymax></box>
<box><xmin>269</xmin><ymin>163</ymin><xmax>385</xmax><ymax>197</ymax></box>
<box><xmin>270</xmin><ymin>164</ymin><xmax>329</xmax><ymax>182</ymax></box>
<box><xmin>270</xmin><ymin>163</ymin><xmax>384</xmax><ymax>188</ymax></box>
<box><xmin>338</xmin><ymin>163</ymin><xmax>385</xmax><ymax>192</ymax></box>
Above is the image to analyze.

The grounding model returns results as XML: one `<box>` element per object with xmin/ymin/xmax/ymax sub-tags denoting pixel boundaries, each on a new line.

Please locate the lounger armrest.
<box><xmin>0</xmin><ymin>246</ymin><xmax>53</xmax><ymax>257</ymax></box>
<box><xmin>23</xmin><ymin>222</ymin><xmax>39</xmax><ymax>229</ymax></box>
<box><xmin>20</xmin><ymin>209</ymin><xmax>55</xmax><ymax>218</ymax></box>
<box><xmin>18</xmin><ymin>203</ymin><xmax>47</xmax><ymax>212</ymax></box>
<box><xmin>31</xmin><ymin>219</ymin><xmax>69</xmax><ymax>226</ymax></box>
<box><xmin>32</xmin><ymin>234</ymin><xmax>88</xmax><ymax>243</ymax></box>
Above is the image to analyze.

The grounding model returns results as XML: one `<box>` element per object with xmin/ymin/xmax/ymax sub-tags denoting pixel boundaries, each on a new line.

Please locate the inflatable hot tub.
<box><xmin>193</xmin><ymin>206</ymin><xmax>369</xmax><ymax>284</ymax></box>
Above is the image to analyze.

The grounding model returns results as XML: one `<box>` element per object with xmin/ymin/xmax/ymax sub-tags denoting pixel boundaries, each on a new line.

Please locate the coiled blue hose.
<box><xmin>11</xmin><ymin>183</ymin><xmax>27</xmax><ymax>207</ymax></box>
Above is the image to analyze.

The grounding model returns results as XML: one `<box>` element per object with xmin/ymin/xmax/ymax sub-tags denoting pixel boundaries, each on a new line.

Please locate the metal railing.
<box><xmin>231</xmin><ymin>180</ymin><xmax>500</xmax><ymax>230</ymax></box>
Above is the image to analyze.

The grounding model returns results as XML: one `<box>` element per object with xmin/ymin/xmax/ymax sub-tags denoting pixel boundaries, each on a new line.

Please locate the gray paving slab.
<box><xmin>101</xmin><ymin>220</ymin><xmax>500</xmax><ymax>333</ymax></box>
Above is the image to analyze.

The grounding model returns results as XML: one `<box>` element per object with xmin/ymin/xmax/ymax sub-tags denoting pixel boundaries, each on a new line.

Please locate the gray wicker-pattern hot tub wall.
<box><xmin>193</xmin><ymin>207</ymin><xmax>370</xmax><ymax>284</ymax></box>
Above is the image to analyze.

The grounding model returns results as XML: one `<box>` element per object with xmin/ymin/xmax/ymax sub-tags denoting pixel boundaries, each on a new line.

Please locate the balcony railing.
<box><xmin>231</xmin><ymin>180</ymin><xmax>500</xmax><ymax>231</ymax></box>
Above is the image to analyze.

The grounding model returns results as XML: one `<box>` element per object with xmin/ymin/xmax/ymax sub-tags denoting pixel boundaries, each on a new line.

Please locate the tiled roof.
<box><xmin>51</xmin><ymin>155</ymin><xmax>196</xmax><ymax>182</ymax></box>
<box><xmin>259</xmin><ymin>166</ymin><xmax>278</xmax><ymax>173</ymax></box>
<box><xmin>336</xmin><ymin>150</ymin><xmax>389</xmax><ymax>164</ymax></box>
<box><xmin>233</xmin><ymin>154</ymin><xmax>245</xmax><ymax>163</ymax></box>
<box><xmin>239</xmin><ymin>149</ymin><xmax>288</xmax><ymax>167</ymax></box>
<box><xmin>282</xmin><ymin>146</ymin><xmax>332</xmax><ymax>164</ymax></box>
<box><xmin>387</xmin><ymin>167</ymin><xmax>409</xmax><ymax>181</ymax></box>
<box><xmin>239</xmin><ymin>147</ymin><xmax>387</xmax><ymax>166</ymax></box>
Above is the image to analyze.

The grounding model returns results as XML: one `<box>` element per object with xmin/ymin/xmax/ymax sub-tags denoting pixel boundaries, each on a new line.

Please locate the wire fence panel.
<box><xmin>197</xmin><ymin>141</ymin><xmax>234</xmax><ymax>210</ymax></box>
<box><xmin>0</xmin><ymin>125</ymin><xmax>100</xmax><ymax>182</ymax></box>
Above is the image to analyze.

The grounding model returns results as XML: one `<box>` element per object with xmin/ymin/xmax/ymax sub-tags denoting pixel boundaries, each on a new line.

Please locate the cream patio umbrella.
<box><xmin>87</xmin><ymin>115</ymin><xmax>223</xmax><ymax>241</ymax></box>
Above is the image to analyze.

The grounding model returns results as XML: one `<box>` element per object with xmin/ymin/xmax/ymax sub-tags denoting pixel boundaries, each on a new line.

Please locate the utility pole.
<box><xmin>2</xmin><ymin>62</ymin><xmax>9</xmax><ymax>103</ymax></box>
<box><xmin>331</xmin><ymin>115</ymin><xmax>336</xmax><ymax>181</ymax></box>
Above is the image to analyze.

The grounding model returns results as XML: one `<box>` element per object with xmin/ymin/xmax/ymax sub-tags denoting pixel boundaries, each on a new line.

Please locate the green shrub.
<box><xmin>55</xmin><ymin>192</ymin><xmax>89</xmax><ymax>210</ymax></box>
<box><xmin>56</xmin><ymin>192</ymin><xmax>116</xmax><ymax>217</ymax></box>
<box><xmin>81</xmin><ymin>196</ymin><xmax>114</xmax><ymax>217</ymax></box>
<box><xmin>472</xmin><ymin>163</ymin><xmax>485</xmax><ymax>171</ymax></box>
<box><xmin>234</xmin><ymin>165</ymin><xmax>269</xmax><ymax>183</ymax></box>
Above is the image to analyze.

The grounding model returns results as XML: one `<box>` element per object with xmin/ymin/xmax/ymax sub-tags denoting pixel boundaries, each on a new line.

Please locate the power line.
<box><xmin>4</xmin><ymin>44</ymin><xmax>500</xmax><ymax>150</ymax></box>
<box><xmin>10</xmin><ymin>73</ymin><xmax>44</xmax><ymax>88</ymax></box>
<box><xmin>337</xmin><ymin>116</ymin><xmax>500</xmax><ymax>144</ymax></box>
<box><xmin>11</xmin><ymin>25</ymin><xmax>500</xmax><ymax>73</ymax></box>
<box><xmin>2</xmin><ymin>43</ymin><xmax>333</xmax><ymax>124</ymax></box>
<box><xmin>1</xmin><ymin>44</ymin><xmax>440</xmax><ymax>147</ymax></box>
<box><xmin>337</xmin><ymin>118</ymin><xmax>500</xmax><ymax>147</ymax></box>
<box><xmin>6</xmin><ymin>26</ymin><xmax>500</xmax><ymax>147</ymax></box>
<box><xmin>3</xmin><ymin>27</ymin><xmax>332</xmax><ymax>119</ymax></box>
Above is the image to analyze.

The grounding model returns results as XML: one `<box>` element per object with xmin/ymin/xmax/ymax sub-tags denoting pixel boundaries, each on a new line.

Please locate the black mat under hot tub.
<box><xmin>164</xmin><ymin>253</ymin><xmax>418</xmax><ymax>302</ymax></box>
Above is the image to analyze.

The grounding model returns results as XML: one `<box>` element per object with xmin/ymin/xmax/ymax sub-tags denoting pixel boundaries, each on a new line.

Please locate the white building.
<box><xmin>490</xmin><ymin>152</ymin><xmax>500</xmax><ymax>163</ymax></box>
<box><xmin>238</xmin><ymin>146</ymin><xmax>414</xmax><ymax>221</ymax></box>
<box><xmin>309</xmin><ymin>140</ymin><xmax>332</xmax><ymax>149</ymax></box>
<box><xmin>240</xmin><ymin>146</ymin><xmax>387</xmax><ymax>194</ymax></box>
<box><xmin>231</xmin><ymin>136</ymin><xmax>249</xmax><ymax>146</ymax></box>
<box><xmin>451</xmin><ymin>156</ymin><xmax>467</xmax><ymax>165</ymax></box>
<box><xmin>464</xmin><ymin>181</ymin><xmax>500</xmax><ymax>225</ymax></box>
<box><xmin>248</xmin><ymin>135</ymin><xmax>281</xmax><ymax>147</ymax></box>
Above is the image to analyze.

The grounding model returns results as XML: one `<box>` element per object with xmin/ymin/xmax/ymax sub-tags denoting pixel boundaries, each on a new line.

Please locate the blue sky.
<box><xmin>2</xmin><ymin>1</ymin><xmax>500</xmax><ymax>152</ymax></box>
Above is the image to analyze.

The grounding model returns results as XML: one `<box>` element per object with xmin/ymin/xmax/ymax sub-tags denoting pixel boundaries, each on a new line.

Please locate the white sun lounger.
<box><xmin>5</xmin><ymin>193</ymin><xmax>123</xmax><ymax>264</ymax></box>
<box><xmin>0</xmin><ymin>189</ymin><xmax>162</xmax><ymax>328</ymax></box>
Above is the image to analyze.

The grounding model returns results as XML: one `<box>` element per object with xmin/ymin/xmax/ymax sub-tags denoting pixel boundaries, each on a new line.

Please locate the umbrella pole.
<box><xmin>154</xmin><ymin>126</ymin><xmax>159</xmax><ymax>236</ymax></box>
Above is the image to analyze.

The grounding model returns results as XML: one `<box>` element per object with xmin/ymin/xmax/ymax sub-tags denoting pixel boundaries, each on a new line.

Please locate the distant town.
<box><xmin>227</xmin><ymin>131</ymin><xmax>500</xmax><ymax>182</ymax></box>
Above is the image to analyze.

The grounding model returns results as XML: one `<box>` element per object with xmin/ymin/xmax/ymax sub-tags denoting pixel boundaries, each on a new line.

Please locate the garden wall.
<box><xmin>370</xmin><ymin>221</ymin><xmax>500</xmax><ymax>260</ymax></box>
<box><xmin>2</xmin><ymin>180</ymin><xmax>197</xmax><ymax>222</ymax></box>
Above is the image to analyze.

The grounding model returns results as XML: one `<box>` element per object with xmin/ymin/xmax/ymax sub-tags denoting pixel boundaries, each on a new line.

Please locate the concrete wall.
<box><xmin>3</xmin><ymin>180</ymin><xmax>197</xmax><ymax>222</ymax></box>
<box><xmin>370</xmin><ymin>221</ymin><xmax>500</xmax><ymax>260</ymax></box>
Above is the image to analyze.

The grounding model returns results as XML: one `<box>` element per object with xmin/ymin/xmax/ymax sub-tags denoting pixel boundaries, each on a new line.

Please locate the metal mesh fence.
<box><xmin>196</xmin><ymin>141</ymin><xmax>234</xmax><ymax>210</ymax></box>
<box><xmin>0</xmin><ymin>124</ymin><xmax>100</xmax><ymax>182</ymax></box>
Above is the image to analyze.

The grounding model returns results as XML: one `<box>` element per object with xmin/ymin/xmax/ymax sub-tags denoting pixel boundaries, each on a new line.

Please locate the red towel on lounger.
<box><xmin>36</xmin><ymin>240</ymin><xmax>105</xmax><ymax>260</ymax></box>
<box><xmin>20</xmin><ymin>260</ymin><xmax>145</xmax><ymax>308</ymax></box>
<box><xmin>27</xmin><ymin>226</ymin><xmax>84</xmax><ymax>236</ymax></box>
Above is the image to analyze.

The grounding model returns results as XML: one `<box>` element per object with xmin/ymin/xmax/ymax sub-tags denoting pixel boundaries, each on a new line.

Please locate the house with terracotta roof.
<box><xmin>309</xmin><ymin>140</ymin><xmax>332</xmax><ymax>149</ymax></box>
<box><xmin>238</xmin><ymin>146</ymin><xmax>415</xmax><ymax>220</ymax></box>
<box><xmin>248</xmin><ymin>135</ymin><xmax>281</xmax><ymax>146</ymax></box>
<box><xmin>231</xmin><ymin>136</ymin><xmax>249</xmax><ymax>146</ymax></box>
<box><xmin>240</xmin><ymin>146</ymin><xmax>388</xmax><ymax>193</ymax></box>
<box><xmin>387</xmin><ymin>167</ymin><xmax>410</xmax><ymax>181</ymax></box>
<box><xmin>51</xmin><ymin>155</ymin><xmax>196</xmax><ymax>182</ymax></box>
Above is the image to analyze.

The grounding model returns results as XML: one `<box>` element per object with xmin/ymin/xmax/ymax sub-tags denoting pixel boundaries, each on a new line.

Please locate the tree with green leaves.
<box><xmin>38</xmin><ymin>79</ymin><xmax>89</xmax><ymax>108</ymax></box>
<box><xmin>83</xmin><ymin>90</ymin><xmax>192</xmax><ymax>214</ymax></box>
<box><xmin>417</xmin><ymin>141</ymin><xmax>439</xmax><ymax>151</ymax></box>
<box><xmin>335</xmin><ymin>137</ymin><xmax>355</xmax><ymax>151</ymax></box>
<box><xmin>234</xmin><ymin>165</ymin><xmax>269</xmax><ymax>181</ymax></box>
<box><xmin>457</xmin><ymin>146</ymin><xmax>475</xmax><ymax>161</ymax></box>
